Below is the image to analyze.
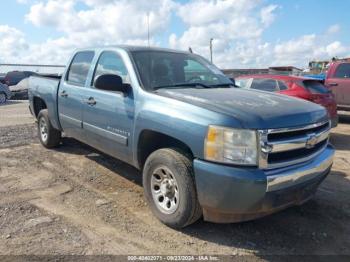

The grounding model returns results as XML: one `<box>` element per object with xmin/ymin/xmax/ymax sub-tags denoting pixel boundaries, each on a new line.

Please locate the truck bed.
<box><xmin>28</xmin><ymin>75</ymin><xmax>62</xmax><ymax>130</ymax></box>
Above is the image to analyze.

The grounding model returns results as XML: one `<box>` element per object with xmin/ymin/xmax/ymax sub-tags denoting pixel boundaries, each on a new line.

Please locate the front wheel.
<box><xmin>37</xmin><ymin>109</ymin><xmax>61</xmax><ymax>148</ymax></box>
<box><xmin>143</xmin><ymin>148</ymin><xmax>202</xmax><ymax>228</ymax></box>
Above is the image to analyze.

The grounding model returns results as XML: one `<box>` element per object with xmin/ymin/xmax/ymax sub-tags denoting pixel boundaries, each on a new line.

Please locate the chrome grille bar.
<box><xmin>270</xmin><ymin>127</ymin><xmax>330</xmax><ymax>153</ymax></box>
<box><xmin>258</xmin><ymin>121</ymin><xmax>331</xmax><ymax>170</ymax></box>
<box><xmin>266</xmin><ymin>120</ymin><xmax>330</xmax><ymax>134</ymax></box>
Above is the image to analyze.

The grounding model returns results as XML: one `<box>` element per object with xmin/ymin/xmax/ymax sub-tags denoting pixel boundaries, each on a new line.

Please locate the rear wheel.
<box><xmin>0</xmin><ymin>93</ymin><xmax>6</xmax><ymax>104</ymax></box>
<box><xmin>143</xmin><ymin>148</ymin><xmax>202</xmax><ymax>228</ymax></box>
<box><xmin>37</xmin><ymin>109</ymin><xmax>61</xmax><ymax>148</ymax></box>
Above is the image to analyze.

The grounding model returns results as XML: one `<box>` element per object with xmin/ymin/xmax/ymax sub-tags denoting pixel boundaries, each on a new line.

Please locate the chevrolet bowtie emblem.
<box><xmin>305</xmin><ymin>133</ymin><xmax>318</xmax><ymax>149</ymax></box>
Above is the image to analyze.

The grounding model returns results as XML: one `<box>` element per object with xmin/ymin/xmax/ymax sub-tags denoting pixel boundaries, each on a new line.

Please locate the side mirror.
<box><xmin>95</xmin><ymin>74</ymin><xmax>129</xmax><ymax>93</ymax></box>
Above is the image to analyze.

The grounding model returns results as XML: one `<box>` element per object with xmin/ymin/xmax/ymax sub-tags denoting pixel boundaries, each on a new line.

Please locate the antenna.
<box><xmin>210</xmin><ymin>38</ymin><xmax>214</xmax><ymax>63</ymax></box>
<box><xmin>147</xmin><ymin>12</ymin><xmax>150</xmax><ymax>47</ymax></box>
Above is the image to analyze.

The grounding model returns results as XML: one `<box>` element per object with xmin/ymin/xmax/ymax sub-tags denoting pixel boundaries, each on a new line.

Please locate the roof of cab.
<box><xmin>76</xmin><ymin>45</ymin><xmax>190</xmax><ymax>54</ymax></box>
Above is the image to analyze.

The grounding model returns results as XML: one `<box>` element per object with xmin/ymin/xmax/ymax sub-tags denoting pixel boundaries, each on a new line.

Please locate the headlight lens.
<box><xmin>204</xmin><ymin>126</ymin><xmax>258</xmax><ymax>165</ymax></box>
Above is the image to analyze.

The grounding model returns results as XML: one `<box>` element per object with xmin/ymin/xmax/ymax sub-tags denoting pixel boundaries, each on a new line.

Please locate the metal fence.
<box><xmin>0</xmin><ymin>63</ymin><xmax>65</xmax><ymax>75</ymax></box>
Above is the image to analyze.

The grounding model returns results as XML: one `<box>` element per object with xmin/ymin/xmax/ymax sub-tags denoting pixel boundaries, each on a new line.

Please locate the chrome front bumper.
<box><xmin>194</xmin><ymin>143</ymin><xmax>334</xmax><ymax>223</ymax></box>
<box><xmin>265</xmin><ymin>145</ymin><xmax>334</xmax><ymax>192</ymax></box>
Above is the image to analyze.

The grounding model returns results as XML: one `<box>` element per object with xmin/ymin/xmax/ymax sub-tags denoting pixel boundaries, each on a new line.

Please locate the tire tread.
<box><xmin>143</xmin><ymin>148</ymin><xmax>202</xmax><ymax>228</ymax></box>
<box><xmin>37</xmin><ymin>109</ymin><xmax>61</xmax><ymax>148</ymax></box>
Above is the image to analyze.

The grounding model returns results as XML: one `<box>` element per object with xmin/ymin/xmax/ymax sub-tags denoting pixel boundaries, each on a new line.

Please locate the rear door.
<box><xmin>82</xmin><ymin>50</ymin><xmax>135</xmax><ymax>163</ymax></box>
<box><xmin>326</xmin><ymin>63</ymin><xmax>350</xmax><ymax>106</ymax></box>
<box><xmin>58</xmin><ymin>51</ymin><xmax>95</xmax><ymax>139</ymax></box>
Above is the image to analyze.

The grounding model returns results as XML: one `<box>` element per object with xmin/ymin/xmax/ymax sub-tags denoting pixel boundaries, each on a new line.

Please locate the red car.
<box><xmin>235</xmin><ymin>74</ymin><xmax>338</xmax><ymax>127</ymax></box>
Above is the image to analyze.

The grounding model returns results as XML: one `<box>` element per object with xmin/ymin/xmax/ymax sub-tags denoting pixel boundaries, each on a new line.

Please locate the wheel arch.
<box><xmin>136</xmin><ymin>129</ymin><xmax>194</xmax><ymax>170</ymax></box>
<box><xmin>33</xmin><ymin>96</ymin><xmax>47</xmax><ymax>118</ymax></box>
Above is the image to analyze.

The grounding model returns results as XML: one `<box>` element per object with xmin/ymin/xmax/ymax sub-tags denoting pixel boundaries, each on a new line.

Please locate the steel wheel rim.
<box><xmin>39</xmin><ymin>118</ymin><xmax>48</xmax><ymax>142</ymax></box>
<box><xmin>151</xmin><ymin>166</ymin><xmax>179</xmax><ymax>214</ymax></box>
<box><xmin>0</xmin><ymin>94</ymin><xmax>5</xmax><ymax>103</ymax></box>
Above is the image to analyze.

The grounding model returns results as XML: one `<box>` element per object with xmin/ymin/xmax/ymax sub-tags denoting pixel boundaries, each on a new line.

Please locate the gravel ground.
<box><xmin>0</xmin><ymin>102</ymin><xmax>349</xmax><ymax>258</ymax></box>
<box><xmin>0</xmin><ymin>101</ymin><xmax>34</xmax><ymax>127</ymax></box>
<box><xmin>0</xmin><ymin>124</ymin><xmax>37</xmax><ymax>148</ymax></box>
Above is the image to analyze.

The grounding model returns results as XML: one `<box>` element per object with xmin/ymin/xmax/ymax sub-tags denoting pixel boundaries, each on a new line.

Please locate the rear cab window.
<box><xmin>66</xmin><ymin>51</ymin><xmax>95</xmax><ymax>86</ymax></box>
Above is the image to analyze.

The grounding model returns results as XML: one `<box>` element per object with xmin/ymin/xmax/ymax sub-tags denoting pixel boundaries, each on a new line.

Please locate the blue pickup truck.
<box><xmin>28</xmin><ymin>46</ymin><xmax>334</xmax><ymax>228</ymax></box>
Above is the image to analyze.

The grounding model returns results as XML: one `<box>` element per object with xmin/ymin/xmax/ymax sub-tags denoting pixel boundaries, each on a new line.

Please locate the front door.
<box><xmin>326</xmin><ymin>63</ymin><xmax>350</xmax><ymax>106</ymax></box>
<box><xmin>58</xmin><ymin>51</ymin><xmax>95</xmax><ymax>139</ymax></box>
<box><xmin>82</xmin><ymin>51</ymin><xmax>135</xmax><ymax>163</ymax></box>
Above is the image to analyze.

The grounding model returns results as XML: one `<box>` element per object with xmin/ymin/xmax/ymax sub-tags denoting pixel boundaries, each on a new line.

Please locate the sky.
<box><xmin>0</xmin><ymin>0</ymin><xmax>349</xmax><ymax>69</ymax></box>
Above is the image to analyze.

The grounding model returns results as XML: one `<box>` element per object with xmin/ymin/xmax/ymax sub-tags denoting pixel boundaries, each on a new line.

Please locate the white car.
<box><xmin>9</xmin><ymin>78</ymin><xmax>29</xmax><ymax>99</ymax></box>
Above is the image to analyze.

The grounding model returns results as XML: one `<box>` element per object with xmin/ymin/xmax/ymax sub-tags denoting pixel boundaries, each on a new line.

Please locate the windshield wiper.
<box><xmin>153</xmin><ymin>82</ymin><xmax>212</xmax><ymax>90</ymax></box>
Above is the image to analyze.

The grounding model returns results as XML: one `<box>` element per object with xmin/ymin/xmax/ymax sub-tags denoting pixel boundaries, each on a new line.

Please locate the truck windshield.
<box><xmin>131</xmin><ymin>50</ymin><xmax>233</xmax><ymax>91</ymax></box>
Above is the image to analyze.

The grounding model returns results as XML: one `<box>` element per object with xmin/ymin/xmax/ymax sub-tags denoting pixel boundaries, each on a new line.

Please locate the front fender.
<box><xmin>132</xmin><ymin>94</ymin><xmax>233</xmax><ymax>166</ymax></box>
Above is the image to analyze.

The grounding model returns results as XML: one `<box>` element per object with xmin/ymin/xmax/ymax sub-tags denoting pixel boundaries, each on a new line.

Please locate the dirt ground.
<box><xmin>0</xmin><ymin>101</ymin><xmax>349</xmax><ymax>258</ymax></box>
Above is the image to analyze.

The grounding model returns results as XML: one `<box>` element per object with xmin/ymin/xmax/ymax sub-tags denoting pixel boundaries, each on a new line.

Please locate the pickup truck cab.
<box><xmin>29</xmin><ymin>46</ymin><xmax>334</xmax><ymax>228</ymax></box>
<box><xmin>325</xmin><ymin>61</ymin><xmax>350</xmax><ymax>110</ymax></box>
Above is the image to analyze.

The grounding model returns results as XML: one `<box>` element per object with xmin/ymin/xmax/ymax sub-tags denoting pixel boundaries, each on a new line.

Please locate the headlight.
<box><xmin>204</xmin><ymin>126</ymin><xmax>258</xmax><ymax>165</ymax></box>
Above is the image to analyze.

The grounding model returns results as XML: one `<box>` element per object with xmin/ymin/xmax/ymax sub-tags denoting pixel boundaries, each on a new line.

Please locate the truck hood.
<box><xmin>156</xmin><ymin>88</ymin><xmax>328</xmax><ymax>129</ymax></box>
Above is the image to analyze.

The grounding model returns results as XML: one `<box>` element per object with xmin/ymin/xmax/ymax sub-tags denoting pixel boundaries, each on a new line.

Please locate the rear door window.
<box><xmin>303</xmin><ymin>80</ymin><xmax>330</xmax><ymax>94</ymax></box>
<box><xmin>251</xmin><ymin>78</ymin><xmax>278</xmax><ymax>92</ymax></box>
<box><xmin>236</xmin><ymin>78</ymin><xmax>252</xmax><ymax>89</ymax></box>
<box><xmin>335</xmin><ymin>63</ymin><xmax>350</xmax><ymax>78</ymax></box>
<box><xmin>277</xmin><ymin>80</ymin><xmax>288</xmax><ymax>90</ymax></box>
<box><xmin>66</xmin><ymin>51</ymin><xmax>95</xmax><ymax>86</ymax></box>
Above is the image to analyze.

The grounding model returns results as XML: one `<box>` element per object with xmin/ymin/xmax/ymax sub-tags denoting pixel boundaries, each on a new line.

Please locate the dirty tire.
<box><xmin>37</xmin><ymin>109</ymin><xmax>61</xmax><ymax>148</ymax></box>
<box><xmin>143</xmin><ymin>148</ymin><xmax>202</xmax><ymax>229</ymax></box>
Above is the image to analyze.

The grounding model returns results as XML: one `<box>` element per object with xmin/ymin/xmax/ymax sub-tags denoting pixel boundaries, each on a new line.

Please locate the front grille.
<box><xmin>268</xmin><ymin>139</ymin><xmax>327</xmax><ymax>164</ymax></box>
<box><xmin>267</xmin><ymin>122</ymin><xmax>329</xmax><ymax>141</ymax></box>
<box><xmin>259</xmin><ymin>121</ymin><xmax>330</xmax><ymax>169</ymax></box>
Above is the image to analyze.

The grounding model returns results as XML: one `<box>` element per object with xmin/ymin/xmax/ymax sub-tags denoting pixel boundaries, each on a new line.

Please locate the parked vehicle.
<box><xmin>325</xmin><ymin>62</ymin><xmax>350</xmax><ymax>111</ymax></box>
<box><xmin>9</xmin><ymin>78</ymin><xmax>30</xmax><ymax>99</ymax></box>
<box><xmin>3</xmin><ymin>71</ymin><xmax>38</xmax><ymax>86</ymax></box>
<box><xmin>236</xmin><ymin>75</ymin><xmax>338</xmax><ymax>127</ymax></box>
<box><xmin>28</xmin><ymin>46</ymin><xmax>334</xmax><ymax>228</ymax></box>
<box><xmin>0</xmin><ymin>83</ymin><xmax>12</xmax><ymax>104</ymax></box>
<box><xmin>0</xmin><ymin>74</ymin><xmax>5</xmax><ymax>84</ymax></box>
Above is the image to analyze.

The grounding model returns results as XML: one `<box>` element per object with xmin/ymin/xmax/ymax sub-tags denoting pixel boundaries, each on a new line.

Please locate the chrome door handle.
<box><xmin>60</xmin><ymin>91</ymin><xmax>68</xmax><ymax>98</ymax></box>
<box><xmin>86</xmin><ymin>97</ymin><xmax>96</xmax><ymax>106</ymax></box>
<box><xmin>329</xmin><ymin>83</ymin><xmax>338</xmax><ymax>87</ymax></box>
